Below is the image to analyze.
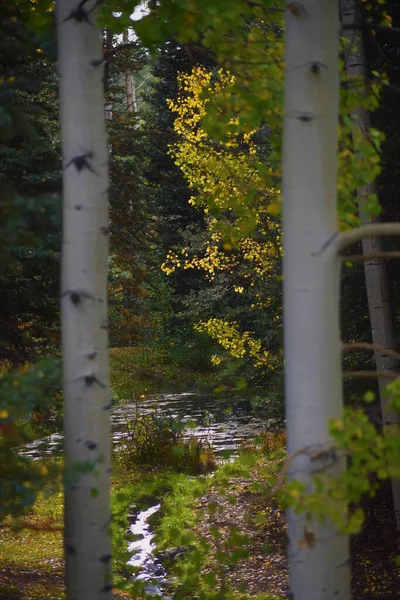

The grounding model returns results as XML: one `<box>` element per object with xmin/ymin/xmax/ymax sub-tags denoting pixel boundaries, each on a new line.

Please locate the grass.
<box><xmin>148</xmin><ymin>449</ymin><xmax>286</xmax><ymax>600</ymax></box>
<box><xmin>0</xmin><ymin>438</ymin><xmax>286</xmax><ymax>600</ymax></box>
<box><xmin>0</xmin><ymin>465</ymin><xmax>167</xmax><ymax>600</ymax></box>
<box><xmin>109</xmin><ymin>345</ymin><xmax>225</xmax><ymax>400</ymax></box>
<box><xmin>0</xmin><ymin>489</ymin><xmax>64</xmax><ymax>600</ymax></box>
<box><xmin>0</xmin><ymin>491</ymin><xmax>63</xmax><ymax>564</ymax></box>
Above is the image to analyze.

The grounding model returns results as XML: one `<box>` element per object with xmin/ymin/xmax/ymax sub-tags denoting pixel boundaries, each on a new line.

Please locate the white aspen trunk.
<box><xmin>283</xmin><ymin>1</ymin><xmax>351</xmax><ymax>598</ymax></box>
<box><xmin>340</xmin><ymin>0</ymin><xmax>400</xmax><ymax>532</ymax></box>
<box><xmin>56</xmin><ymin>2</ymin><xmax>113</xmax><ymax>599</ymax></box>
<box><xmin>123</xmin><ymin>30</ymin><xmax>137</xmax><ymax>112</ymax></box>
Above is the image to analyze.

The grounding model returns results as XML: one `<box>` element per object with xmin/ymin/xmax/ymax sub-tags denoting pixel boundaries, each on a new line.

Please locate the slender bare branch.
<box><xmin>342</xmin><ymin>342</ymin><xmax>400</xmax><ymax>363</ymax></box>
<box><xmin>343</xmin><ymin>370</ymin><xmax>398</xmax><ymax>380</ymax></box>
<box><xmin>337</xmin><ymin>223</ymin><xmax>400</xmax><ymax>252</ymax></box>
<box><xmin>135</xmin><ymin>74</ymin><xmax>152</xmax><ymax>91</ymax></box>
<box><xmin>376</xmin><ymin>25</ymin><xmax>400</xmax><ymax>36</ymax></box>
<box><xmin>269</xmin><ymin>443</ymin><xmax>342</xmax><ymax>497</ymax></box>
<box><xmin>342</xmin><ymin>251</ymin><xmax>400</xmax><ymax>263</ymax></box>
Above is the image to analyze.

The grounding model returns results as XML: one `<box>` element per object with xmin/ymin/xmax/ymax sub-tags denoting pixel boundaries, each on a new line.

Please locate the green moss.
<box><xmin>109</xmin><ymin>345</ymin><xmax>221</xmax><ymax>400</ymax></box>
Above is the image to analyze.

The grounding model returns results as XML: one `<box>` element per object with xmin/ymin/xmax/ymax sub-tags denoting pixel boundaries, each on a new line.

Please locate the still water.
<box><xmin>22</xmin><ymin>391</ymin><xmax>277</xmax><ymax>596</ymax></box>
<box><xmin>23</xmin><ymin>391</ymin><xmax>274</xmax><ymax>460</ymax></box>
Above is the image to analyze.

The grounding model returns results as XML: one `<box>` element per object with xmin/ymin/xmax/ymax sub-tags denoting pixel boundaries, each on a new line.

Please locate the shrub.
<box><xmin>115</xmin><ymin>413</ymin><xmax>216</xmax><ymax>475</ymax></box>
<box><xmin>0</xmin><ymin>358</ymin><xmax>62</xmax><ymax>520</ymax></box>
<box><xmin>240</xmin><ymin>431</ymin><xmax>286</xmax><ymax>456</ymax></box>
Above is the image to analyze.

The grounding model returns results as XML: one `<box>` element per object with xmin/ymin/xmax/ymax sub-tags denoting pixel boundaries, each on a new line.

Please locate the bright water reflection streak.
<box><xmin>127</xmin><ymin>504</ymin><xmax>168</xmax><ymax>597</ymax></box>
<box><xmin>23</xmin><ymin>391</ymin><xmax>274</xmax><ymax>460</ymax></box>
<box><xmin>22</xmin><ymin>391</ymin><xmax>278</xmax><ymax>596</ymax></box>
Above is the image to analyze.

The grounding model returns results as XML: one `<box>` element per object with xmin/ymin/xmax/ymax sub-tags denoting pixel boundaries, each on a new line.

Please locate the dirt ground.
<box><xmin>0</xmin><ymin>480</ymin><xmax>398</xmax><ymax>599</ymax></box>
<box><xmin>193</xmin><ymin>478</ymin><xmax>400</xmax><ymax>599</ymax></box>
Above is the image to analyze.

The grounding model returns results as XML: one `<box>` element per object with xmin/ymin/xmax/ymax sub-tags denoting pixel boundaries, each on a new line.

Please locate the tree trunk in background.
<box><xmin>341</xmin><ymin>0</ymin><xmax>400</xmax><ymax>532</ymax></box>
<box><xmin>123</xmin><ymin>30</ymin><xmax>137</xmax><ymax>112</ymax></box>
<box><xmin>283</xmin><ymin>0</ymin><xmax>351</xmax><ymax>598</ymax></box>
<box><xmin>56</xmin><ymin>1</ymin><xmax>113</xmax><ymax>598</ymax></box>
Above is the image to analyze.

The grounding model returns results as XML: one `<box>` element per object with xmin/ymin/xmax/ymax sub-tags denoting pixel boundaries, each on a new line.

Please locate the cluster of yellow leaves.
<box><xmin>162</xmin><ymin>66</ymin><xmax>284</xmax><ymax>371</ymax></box>
<box><xmin>195</xmin><ymin>319</ymin><xmax>274</xmax><ymax>370</ymax></box>
<box><xmin>161</xmin><ymin>236</ymin><xmax>238</xmax><ymax>279</ymax></box>
<box><xmin>167</xmin><ymin>66</ymin><xmax>280</xmax><ymax>233</ymax></box>
<box><xmin>161</xmin><ymin>231</ymin><xmax>280</xmax><ymax>283</ymax></box>
<box><xmin>162</xmin><ymin>66</ymin><xmax>282</xmax><ymax>281</ymax></box>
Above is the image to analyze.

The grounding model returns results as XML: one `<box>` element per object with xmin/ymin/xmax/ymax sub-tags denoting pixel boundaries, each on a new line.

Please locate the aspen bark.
<box><xmin>56</xmin><ymin>1</ymin><xmax>113</xmax><ymax>598</ymax></box>
<box><xmin>340</xmin><ymin>0</ymin><xmax>400</xmax><ymax>532</ymax></box>
<box><xmin>283</xmin><ymin>1</ymin><xmax>351</xmax><ymax>598</ymax></box>
<box><xmin>123</xmin><ymin>30</ymin><xmax>137</xmax><ymax>113</ymax></box>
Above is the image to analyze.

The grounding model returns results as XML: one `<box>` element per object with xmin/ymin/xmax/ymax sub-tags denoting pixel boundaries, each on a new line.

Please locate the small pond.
<box><xmin>21</xmin><ymin>391</ymin><xmax>280</xmax><ymax>597</ymax></box>
<box><xmin>23</xmin><ymin>391</ymin><xmax>278</xmax><ymax>460</ymax></box>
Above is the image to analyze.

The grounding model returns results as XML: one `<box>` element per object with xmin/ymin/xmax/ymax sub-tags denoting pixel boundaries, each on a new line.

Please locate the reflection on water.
<box><xmin>22</xmin><ymin>391</ymin><xmax>275</xmax><ymax>460</ymax></box>
<box><xmin>127</xmin><ymin>504</ymin><xmax>168</xmax><ymax>596</ymax></box>
<box><xmin>20</xmin><ymin>392</ymin><xmax>279</xmax><ymax>595</ymax></box>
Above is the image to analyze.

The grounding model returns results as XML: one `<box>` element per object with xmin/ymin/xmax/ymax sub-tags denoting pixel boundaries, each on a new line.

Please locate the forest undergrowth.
<box><xmin>2</xmin><ymin>437</ymin><xmax>398</xmax><ymax>600</ymax></box>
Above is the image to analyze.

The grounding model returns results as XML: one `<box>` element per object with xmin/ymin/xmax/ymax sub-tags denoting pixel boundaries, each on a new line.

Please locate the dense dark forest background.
<box><xmin>1</xmin><ymin>1</ymin><xmax>400</xmax><ymax>598</ymax></box>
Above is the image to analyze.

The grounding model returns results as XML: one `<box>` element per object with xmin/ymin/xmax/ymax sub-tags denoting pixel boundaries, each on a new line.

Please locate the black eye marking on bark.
<box><xmin>99</xmin><ymin>554</ymin><xmax>112</xmax><ymax>564</ymax></box>
<box><xmin>65</xmin><ymin>151</ymin><xmax>99</xmax><ymax>176</ymax></box>
<box><xmin>84</xmin><ymin>374</ymin><xmax>106</xmax><ymax>388</ymax></box>
<box><xmin>91</xmin><ymin>57</ymin><xmax>103</xmax><ymax>68</ymax></box>
<box><xmin>100</xmin><ymin>226</ymin><xmax>109</xmax><ymax>235</ymax></box>
<box><xmin>62</xmin><ymin>290</ymin><xmax>95</xmax><ymax>305</ymax></box>
<box><xmin>103</xmin><ymin>403</ymin><xmax>112</xmax><ymax>411</ymax></box>
<box><xmin>64</xmin><ymin>5</ymin><xmax>91</xmax><ymax>24</ymax></box>
<box><xmin>310</xmin><ymin>62</ymin><xmax>321</xmax><ymax>74</ymax></box>
<box><xmin>85</xmin><ymin>440</ymin><xmax>98</xmax><ymax>450</ymax></box>
<box><xmin>70</xmin><ymin>292</ymin><xmax>81</xmax><ymax>305</ymax></box>
<box><xmin>75</xmin><ymin>204</ymin><xmax>82</xmax><ymax>210</ymax></box>
<box><xmin>99</xmin><ymin>584</ymin><xmax>113</xmax><ymax>593</ymax></box>
<box><xmin>88</xmin><ymin>350</ymin><xmax>98</xmax><ymax>359</ymax></box>
<box><xmin>63</xmin><ymin>0</ymin><xmax>101</xmax><ymax>25</ymax></box>
<box><xmin>287</xmin><ymin>2</ymin><xmax>307</xmax><ymax>16</ymax></box>
<box><xmin>65</xmin><ymin>544</ymin><xmax>77</xmax><ymax>555</ymax></box>
<box><xmin>298</xmin><ymin>113</ymin><xmax>314</xmax><ymax>122</ymax></box>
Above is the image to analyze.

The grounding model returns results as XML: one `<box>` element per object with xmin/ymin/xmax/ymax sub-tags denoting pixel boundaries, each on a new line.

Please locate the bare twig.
<box><xmin>343</xmin><ymin>370</ymin><xmax>398</xmax><ymax>380</ymax></box>
<box><xmin>337</xmin><ymin>223</ymin><xmax>400</xmax><ymax>252</ymax></box>
<box><xmin>342</xmin><ymin>342</ymin><xmax>400</xmax><ymax>363</ymax></box>
<box><xmin>375</xmin><ymin>25</ymin><xmax>400</xmax><ymax>36</ymax></box>
<box><xmin>383</xmin><ymin>82</ymin><xmax>400</xmax><ymax>96</ymax></box>
<box><xmin>135</xmin><ymin>74</ymin><xmax>152</xmax><ymax>91</ymax></box>
<box><xmin>270</xmin><ymin>443</ymin><xmax>339</xmax><ymax>497</ymax></box>
<box><xmin>342</xmin><ymin>251</ymin><xmax>400</xmax><ymax>263</ymax></box>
